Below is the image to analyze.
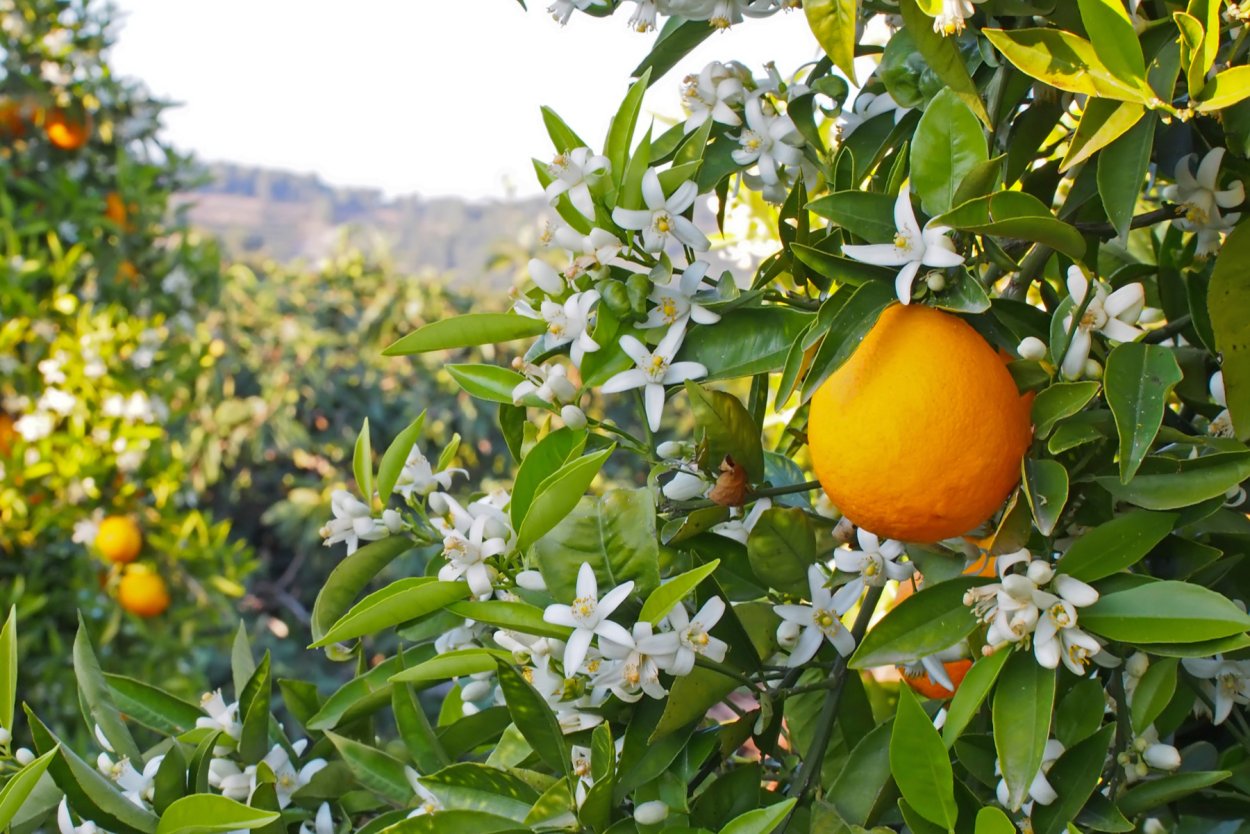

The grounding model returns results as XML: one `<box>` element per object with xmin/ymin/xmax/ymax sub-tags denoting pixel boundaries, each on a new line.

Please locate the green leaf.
<box><xmin>639</xmin><ymin>560</ymin><xmax>720</xmax><ymax>624</ymax></box>
<box><xmin>653</xmin><ymin>665</ymin><xmax>738</xmax><ymax>742</ymax></box>
<box><xmin>1031</xmin><ymin>382</ymin><xmax>1100</xmax><ymax>439</ymax></box>
<box><xmin>447</xmin><ymin>600</ymin><xmax>573</xmax><ymax>640</ymax></box>
<box><xmin>311</xmin><ymin>579</ymin><xmax>469</xmax><ymax>647</ymax></box>
<box><xmin>237</xmin><ymin>652</ymin><xmax>270</xmax><ymax>764</ymax></box>
<box><xmin>0</xmin><ymin>606</ymin><xmax>13</xmax><ymax>732</ymax></box>
<box><xmin>383</xmin><ymin>314</ymin><xmax>547</xmax><ymax>356</ymax></box>
<box><xmin>933</xmin><ymin>191</ymin><xmax>1087</xmax><ymax>261</ymax></box>
<box><xmin>899</xmin><ymin>0</ymin><xmax>990</xmax><ymax>126</ymax></box>
<box><xmin>1105</xmin><ymin>343</ymin><xmax>1183</xmax><ymax>483</ymax></box>
<box><xmin>1031</xmin><ymin>724</ymin><xmax>1115</xmax><ymax>834</ymax></box>
<box><xmin>511</xmin><ymin>427</ymin><xmax>587</xmax><ymax>530</ymax></box>
<box><xmin>720</xmin><ymin>798</ymin><xmax>797</xmax><ymax>834</ymax></box>
<box><xmin>982</xmin><ymin>28</ymin><xmax>1151</xmax><ymax>103</ymax></box>
<box><xmin>1195</xmin><ymin>66</ymin><xmax>1250</xmax><ymax>112</ymax></box>
<box><xmin>532</xmin><ymin>487</ymin><xmax>661</xmax><ymax>601</ymax></box>
<box><xmin>447</xmin><ymin>365</ymin><xmax>528</xmax><ymax>405</ymax></box>
<box><xmin>1096</xmin><ymin>112</ymin><xmax>1154</xmax><ymax>240</ymax></box>
<box><xmin>910</xmin><ymin>89</ymin><xmax>988</xmax><ymax>216</ymax></box>
<box><xmin>1062</xmin><ymin>99</ymin><xmax>1144</xmax><ymax>172</ymax></box>
<box><xmin>1130</xmin><ymin>657</ymin><xmax>1177</xmax><ymax>734</ymax></box>
<box><xmin>829</xmin><ymin>721</ymin><xmax>896</xmax><ymax>826</ymax></box>
<box><xmin>383</xmin><ymin>810</ymin><xmax>530</xmax><ymax>834</ymax></box>
<box><xmin>494</xmin><ymin>661</ymin><xmax>571</xmax><ymax>780</ymax></box>
<box><xmin>993</xmin><ymin>651</ymin><xmax>1056</xmax><ymax>811</ymax></box>
<box><xmin>26</xmin><ymin>707</ymin><xmax>159</xmax><ymax>834</ymax></box>
<box><xmin>746</xmin><ymin>507</ymin><xmax>816</xmax><ymax>597</ymax></box>
<box><xmin>393</xmin><ymin>680</ymin><xmax>450</xmax><ymax>775</ymax></box>
<box><xmin>540</xmin><ymin>106</ymin><xmax>587</xmax><ymax>154</ymax></box>
<box><xmin>1076</xmin><ymin>0</ymin><xmax>1146</xmax><ymax>85</ymax></box>
<box><xmin>605</xmin><ymin>71</ymin><xmax>650</xmax><ymax>188</ymax></box>
<box><xmin>1023</xmin><ymin>458</ymin><xmax>1069</xmax><ymax>537</ymax></box>
<box><xmin>975</xmin><ymin>807</ymin><xmax>1015</xmax><ymax>834</ymax></box>
<box><xmin>1096</xmin><ymin>451</ymin><xmax>1250</xmax><ymax>509</ymax></box>
<box><xmin>389</xmin><ymin>648</ymin><xmax>511</xmax><ymax>685</ymax></box>
<box><xmin>0</xmin><ymin>747</ymin><xmax>56</xmax><ymax>831</ymax></box>
<box><xmin>377</xmin><ymin>412</ymin><xmax>427</xmax><ymax>504</ymax></box>
<box><xmin>1054</xmin><ymin>511</ymin><xmax>1176</xmax><ymax>582</ymax></box>
<box><xmin>890</xmin><ymin>686</ymin><xmax>958</xmax><ymax>830</ymax></box>
<box><xmin>155</xmin><ymin>796</ymin><xmax>279</xmax><ymax>834</ymax></box>
<box><xmin>423</xmin><ymin>763</ymin><xmax>539</xmax><ymax>822</ymax></box>
<box><xmin>631</xmin><ymin>18</ymin><xmax>714</xmax><ymax>85</ymax></box>
<box><xmin>230</xmin><ymin>623</ymin><xmax>256</xmax><ymax>701</ymax></box>
<box><xmin>800</xmin><ymin>283</ymin><xmax>896</xmax><ymax>401</ymax></box>
<box><xmin>686</xmin><ymin>381</ymin><xmax>764</xmax><ymax>480</ymax></box>
<box><xmin>804</xmin><ymin>0</ymin><xmax>858</xmax><ymax>82</ymax></box>
<box><xmin>74</xmin><ymin>614</ymin><xmax>142</xmax><ymax>763</ymax></box>
<box><xmin>325</xmin><ymin>732</ymin><xmax>413</xmax><ymax>804</ymax></box>
<box><xmin>152</xmin><ymin>745</ymin><xmax>186</xmax><ymax>816</ymax></box>
<box><xmin>1117</xmin><ymin>770</ymin><xmax>1230</xmax><ymax>816</ymax></box>
<box><xmin>1080</xmin><ymin>580</ymin><xmax>1250</xmax><ymax>643</ymax></box>
<box><xmin>104</xmin><ymin>675</ymin><xmax>204</xmax><ymax>735</ymax></box>
<box><xmin>1208</xmin><ymin>223</ymin><xmax>1250</xmax><ymax>440</ymax></box>
<box><xmin>516</xmin><ymin>446</ymin><xmax>614</xmax><ymax>551</ymax></box>
<box><xmin>942</xmin><ymin>648</ymin><xmax>1011</xmax><ymax>748</ymax></box>
<box><xmin>679</xmin><ymin>307</ymin><xmax>813</xmax><ymax>380</ymax></box>
<box><xmin>354</xmin><ymin>418</ymin><xmax>374</xmax><ymax>502</ymax></box>
<box><xmin>850</xmin><ymin>577</ymin><xmax>986</xmax><ymax>669</ymax></box>
<box><xmin>311</xmin><ymin>535</ymin><xmax>412</xmax><ymax>645</ymax></box>
<box><xmin>807</xmin><ymin>191</ymin><xmax>897</xmax><ymax>243</ymax></box>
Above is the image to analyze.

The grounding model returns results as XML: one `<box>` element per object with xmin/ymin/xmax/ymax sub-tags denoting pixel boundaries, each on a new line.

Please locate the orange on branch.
<box><xmin>0</xmin><ymin>99</ymin><xmax>26</xmax><ymax>138</ymax></box>
<box><xmin>808</xmin><ymin>304</ymin><xmax>1032</xmax><ymax>543</ymax></box>
<box><xmin>902</xmin><ymin>658</ymin><xmax>973</xmax><ymax>700</ymax></box>
<box><xmin>0</xmin><ymin>413</ymin><xmax>14</xmax><ymax>456</ymax></box>
<box><xmin>118</xmin><ymin>569</ymin><xmax>169</xmax><ymax>617</ymax></box>
<box><xmin>105</xmin><ymin>191</ymin><xmax>129</xmax><ymax>227</ymax></box>
<box><xmin>44</xmin><ymin>108</ymin><xmax>90</xmax><ymax>150</ymax></box>
<box><xmin>95</xmin><ymin>515</ymin><xmax>142</xmax><ymax>564</ymax></box>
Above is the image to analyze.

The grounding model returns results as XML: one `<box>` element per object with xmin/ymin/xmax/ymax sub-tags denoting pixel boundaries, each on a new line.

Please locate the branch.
<box><xmin>1073</xmin><ymin>205</ymin><xmax>1182</xmax><ymax>238</ymax></box>
<box><xmin>1142</xmin><ymin>314</ymin><xmax>1192</xmax><ymax>344</ymax></box>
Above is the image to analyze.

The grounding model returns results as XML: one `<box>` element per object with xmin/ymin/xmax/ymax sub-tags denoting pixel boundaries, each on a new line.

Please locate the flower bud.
<box><xmin>1211</xmin><ymin>371</ymin><xmax>1227</xmax><ymax>406</ymax></box>
<box><xmin>462</xmin><ymin>702</ymin><xmax>480</xmax><ymax>716</ymax></box>
<box><xmin>560</xmin><ymin>405</ymin><xmax>587</xmax><ymax>430</ymax></box>
<box><xmin>1138</xmin><ymin>306</ymin><xmax>1165</xmax><ymax>324</ymax></box>
<box><xmin>1143</xmin><ymin>743</ymin><xmax>1181</xmax><ymax>771</ymax></box>
<box><xmin>1053</xmin><ymin>574</ymin><xmax>1099</xmax><ymax>607</ymax></box>
<box><xmin>777</xmin><ymin>620</ymin><xmax>801</xmax><ymax>649</ymax></box>
<box><xmin>662</xmin><ymin>471</ymin><xmax>708</xmax><ymax>501</ymax></box>
<box><xmin>461</xmin><ymin>680</ymin><xmax>493</xmax><ymax>702</ymax></box>
<box><xmin>1126</xmin><ymin>652</ymin><xmax>1149</xmax><ymax>678</ymax></box>
<box><xmin>0</xmin><ymin>727</ymin><xmax>9</xmax><ymax>746</ymax></box>
<box><xmin>656</xmin><ymin>440</ymin><xmax>691</xmax><ymax>460</ymax></box>
<box><xmin>925</xmin><ymin>272</ymin><xmax>946</xmax><ymax>292</ymax></box>
<box><xmin>516</xmin><ymin>570</ymin><xmax>547</xmax><ymax>591</ymax></box>
<box><xmin>1026</xmin><ymin>560</ymin><xmax>1054</xmax><ymax>585</ymax></box>
<box><xmin>1082</xmin><ymin>358</ymin><xmax>1103</xmax><ymax>380</ymax></box>
<box><xmin>382</xmin><ymin>509</ymin><xmax>403</xmax><ymax>534</ymax></box>
<box><xmin>14</xmin><ymin>747</ymin><xmax>34</xmax><ymax>765</ymax></box>
<box><xmin>1017</xmin><ymin>336</ymin><xmax>1048</xmax><ymax>361</ymax></box>
<box><xmin>1001</xmin><ymin>573</ymin><xmax>1038</xmax><ymax>600</ymax></box>
<box><xmin>633</xmin><ymin>800</ymin><xmax>669</xmax><ymax>825</ymax></box>
<box><xmin>1142</xmin><ymin>819</ymin><xmax>1168</xmax><ymax>834</ymax></box>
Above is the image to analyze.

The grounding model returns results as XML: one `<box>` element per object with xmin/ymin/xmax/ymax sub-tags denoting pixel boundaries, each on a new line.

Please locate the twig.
<box><xmin>1002</xmin><ymin>244</ymin><xmax>1053</xmax><ymax>301</ymax></box>
<box><xmin>1142</xmin><ymin>314</ymin><xmax>1192</xmax><ymax>344</ymax></box>
<box><xmin>1073</xmin><ymin>205</ymin><xmax>1182</xmax><ymax>238</ymax></box>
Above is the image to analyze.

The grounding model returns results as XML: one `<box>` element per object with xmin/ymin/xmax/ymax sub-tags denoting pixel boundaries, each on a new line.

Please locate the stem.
<box><xmin>1142</xmin><ymin>314</ymin><xmax>1192</xmax><ymax>344</ymax></box>
<box><xmin>662</xmin><ymin>480</ymin><xmax>823</xmax><ymax>514</ymax></box>
<box><xmin>786</xmin><ymin>586</ymin><xmax>884</xmax><ymax>805</ymax></box>
<box><xmin>1002</xmin><ymin>244</ymin><xmax>1053</xmax><ymax>301</ymax></box>
<box><xmin>1073</xmin><ymin>205</ymin><xmax>1182</xmax><ymax>238</ymax></box>
<box><xmin>1106</xmin><ymin>671</ymin><xmax>1133</xmax><ymax>799</ymax></box>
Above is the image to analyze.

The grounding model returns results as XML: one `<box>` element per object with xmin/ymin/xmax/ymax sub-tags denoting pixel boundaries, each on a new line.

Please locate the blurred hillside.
<box><xmin>178</xmin><ymin>161</ymin><xmax>550</xmax><ymax>286</ymax></box>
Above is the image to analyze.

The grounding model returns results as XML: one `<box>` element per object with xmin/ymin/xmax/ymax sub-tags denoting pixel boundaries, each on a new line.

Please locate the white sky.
<box><xmin>109</xmin><ymin>1</ymin><xmax>820</xmax><ymax>200</ymax></box>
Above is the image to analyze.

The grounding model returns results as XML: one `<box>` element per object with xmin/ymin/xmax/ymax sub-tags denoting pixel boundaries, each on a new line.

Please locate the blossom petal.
<box><xmin>563</xmin><ymin>627</ymin><xmax>594</xmax><ymax>675</ymax></box>
<box><xmin>612</xmin><ymin>207</ymin><xmax>653</xmax><ymax>230</ymax></box>
<box><xmin>641</xmin><ymin>169</ymin><xmax>666</xmax><ymax>210</ymax></box>
<box><xmin>842</xmin><ymin>242</ymin><xmax>913</xmax><ymax>267</ymax></box>
<box><xmin>787</xmin><ymin>626</ymin><xmax>824</xmax><ymax>666</ymax></box>
<box><xmin>893</xmin><ymin>189</ymin><xmax>922</xmax><ymax>240</ymax></box>
<box><xmin>895</xmin><ymin>261</ymin><xmax>921</xmax><ymax>305</ymax></box>
<box><xmin>598</xmin><ymin>581</ymin><xmax>636</xmax><ymax>618</ymax></box>
<box><xmin>576</xmin><ymin>562</ymin><xmax>597</xmax><ymax>601</ymax></box>
<box><xmin>600</xmin><ymin>369</ymin><xmax>649</xmax><ymax>394</ymax></box>
<box><xmin>644</xmin><ymin>383</ymin><xmax>665</xmax><ymax>432</ymax></box>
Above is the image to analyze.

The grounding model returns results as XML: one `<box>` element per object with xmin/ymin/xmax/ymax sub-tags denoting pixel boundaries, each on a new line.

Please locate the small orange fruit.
<box><xmin>0</xmin><ymin>99</ymin><xmax>26</xmax><ymax>139</ymax></box>
<box><xmin>0</xmin><ymin>413</ymin><xmax>14</xmax><ymax>456</ymax></box>
<box><xmin>95</xmin><ymin>515</ymin><xmax>142</xmax><ymax>564</ymax></box>
<box><xmin>118</xmin><ymin>569</ymin><xmax>170</xmax><ymax>618</ymax></box>
<box><xmin>809</xmin><ymin>304</ymin><xmax>1032</xmax><ymax>542</ymax></box>
<box><xmin>44</xmin><ymin>108</ymin><xmax>90</xmax><ymax>151</ymax></box>
<box><xmin>118</xmin><ymin>260</ymin><xmax>139</xmax><ymax>285</ymax></box>
<box><xmin>901</xmin><ymin>658</ymin><xmax>974</xmax><ymax>700</ymax></box>
<box><xmin>105</xmin><ymin>192</ymin><xmax>129</xmax><ymax>227</ymax></box>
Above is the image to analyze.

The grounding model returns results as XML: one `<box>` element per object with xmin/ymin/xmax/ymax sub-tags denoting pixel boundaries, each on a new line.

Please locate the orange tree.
<box><xmin>0</xmin><ymin>0</ymin><xmax>253</xmax><ymax>736</ymax></box>
<box><xmin>6</xmin><ymin>0</ymin><xmax>1250</xmax><ymax>833</ymax></box>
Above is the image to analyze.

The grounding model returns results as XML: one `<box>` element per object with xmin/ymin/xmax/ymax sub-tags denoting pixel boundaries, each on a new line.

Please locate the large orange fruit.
<box><xmin>809</xmin><ymin>304</ymin><xmax>1032</xmax><ymax>542</ymax></box>
<box><xmin>44</xmin><ymin>108</ymin><xmax>90</xmax><ymax>150</ymax></box>
<box><xmin>96</xmin><ymin>515</ymin><xmax>142</xmax><ymax>564</ymax></box>
<box><xmin>118</xmin><ymin>569</ymin><xmax>169</xmax><ymax>617</ymax></box>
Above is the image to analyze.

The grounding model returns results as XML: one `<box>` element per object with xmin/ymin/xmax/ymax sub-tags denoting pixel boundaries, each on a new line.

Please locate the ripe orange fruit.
<box><xmin>44</xmin><ymin>108</ymin><xmax>90</xmax><ymax>150</ymax></box>
<box><xmin>809</xmin><ymin>304</ymin><xmax>1032</xmax><ymax>543</ymax></box>
<box><xmin>901</xmin><ymin>658</ymin><xmax>973</xmax><ymax>700</ymax></box>
<box><xmin>0</xmin><ymin>99</ymin><xmax>26</xmax><ymax>139</ymax></box>
<box><xmin>0</xmin><ymin>413</ymin><xmax>14</xmax><ymax>456</ymax></box>
<box><xmin>118</xmin><ymin>569</ymin><xmax>170</xmax><ymax>618</ymax></box>
<box><xmin>95</xmin><ymin>515</ymin><xmax>142</xmax><ymax>564</ymax></box>
<box><xmin>105</xmin><ymin>192</ymin><xmax>129</xmax><ymax>227</ymax></box>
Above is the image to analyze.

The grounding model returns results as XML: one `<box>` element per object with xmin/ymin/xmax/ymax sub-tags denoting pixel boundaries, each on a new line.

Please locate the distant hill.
<box><xmin>177</xmin><ymin>162</ymin><xmax>550</xmax><ymax>288</ymax></box>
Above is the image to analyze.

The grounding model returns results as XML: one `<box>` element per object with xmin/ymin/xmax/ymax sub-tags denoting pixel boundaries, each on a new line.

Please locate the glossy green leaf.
<box><xmin>679</xmin><ymin>307</ymin><xmax>812</xmax><ymax>380</ymax></box>
<box><xmin>910</xmin><ymin>89</ymin><xmax>988</xmax><ymax>216</ymax></box>
<box><xmin>1032</xmin><ymin>382</ymin><xmax>1100</xmax><ymax>439</ymax></box>
<box><xmin>353</xmin><ymin>418</ymin><xmax>374</xmax><ymax>502</ymax></box>
<box><xmin>1208</xmin><ymin>223</ymin><xmax>1250</xmax><ymax>440</ymax></box>
<box><xmin>605</xmin><ymin>70</ymin><xmax>649</xmax><ymax>188</ymax></box>
<box><xmin>1097</xmin><ymin>112</ymin><xmax>1154</xmax><ymax>240</ymax></box>
<box><xmin>720</xmin><ymin>798</ymin><xmax>797</xmax><ymax>834</ymax></box>
<box><xmin>447</xmin><ymin>364</ymin><xmax>528</xmax><ymax>405</ymax></box>
<box><xmin>1077</xmin><ymin>0</ymin><xmax>1146</xmax><ymax>84</ymax></box>
<box><xmin>393</xmin><ymin>678</ymin><xmax>449</xmax><ymax>775</ymax></box>
<box><xmin>155</xmin><ymin>796</ymin><xmax>279</xmax><ymax>834</ymax></box>
<box><xmin>511</xmin><ymin>427</ymin><xmax>586</xmax><ymax>530</ymax></box>
<box><xmin>325</xmin><ymin>732</ymin><xmax>413</xmax><ymax>804</ymax></box>
<box><xmin>383</xmin><ymin>314</ymin><xmax>547</xmax><ymax>356</ymax></box>
<box><xmin>829</xmin><ymin>720</ymin><xmax>896</xmax><ymax>826</ymax></box>
<box><xmin>1195</xmin><ymin>66</ymin><xmax>1250</xmax><ymax>112</ymax></box>
<box><xmin>1096</xmin><ymin>451</ymin><xmax>1250</xmax><ymax>509</ymax></box>
<box><xmin>1023</xmin><ymin>458</ymin><xmax>1068</xmax><ymax>537</ymax></box>
<box><xmin>230</xmin><ymin>622</ymin><xmax>255</xmax><ymax>701</ymax></box>
<box><xmin>540</xmin><ymin>106</ymin><xmax>587</xmax><ymax>154</ymax></box>
<box><xmin>746</xmin><ymin>507</ymin><xmax>816</xmax><ymax>597</ymax></box>
<box><xmin>1031</xmin><ymin>724</ymin><xmax>1115</xmax><ymax>834</ymax></box>
<box><xmin>377</xmin><ymin>412</ymin><xmax>427</xmax><ymax>505</ymax></box>
<box><xmin>806</xmin><ymin>191</ymin><xmax>896</xmax><ymax>243</ymax></box>
<box><xmin>631</xmin><ymin>17</ymin><xmax>714</xmax><ymax>85</ymax></box>
<box><xmin>1105</xmin><ymin>343</ymin><xmax>1183</xmax><ymax>483</ymax></box>
<box><xmin>0</xmin><ymin>747</ymin><xmax>56</xmax><ymax>831</ymax></box>
<box><xmin>1117</xmin><ymin>770</ymin><xmax>1230</xmax><ymax>816</ymax></box>
<box><xmin>899</xmin><ymin>0</ymin><xmax>989</xmax><ymax>125</ymax></box>
<box><xmin>1081</xmin><ymin>580</ymin><xmax>1250</xmax><ymax>643</ymax></box>
<box><xmin>311</xmin><ymin>579</ymin><xmax>469</xmax><ymax>647</ymax></box>
<box><xmin>1055</xmin><ymin>511</ymin><xmax>1176</xmax><ymax>582</ymax></box>
<box><xmin>516</xmin><ymin>446</ymin><xmax>614</xmax><ymax>550</ymax></box>
<box><xmin>0</xmin><ymin>606</ymin><xmax>13</xmax><ymax>732</ymax></box>
<box><xmin>942</xmin><ymin>648</ymin><xmax>1011</xmax><ymax>747</ymax></box>
<box><xmin>801</xmin><ymin>283</ymin><xmax>896</xmax><ymax>401</ymax></box>
<box><xmin>850</xmin><ymin>577</ymin><xmax>986</xmax><ymax>669</ymax></box>
<box><xmin>975</xmin><ymin>807</ymin><xmax>1015</xmax><ymax>834</ymax></box>
<box><xmin>311</xmin><ymin>535</ymin><xmax>412</xmax><ymax>644</ymax></box>
<box><xmin>982</xmin><ymin>28</ymin><xmax>1151</xmax><ymax>103</ymax></box>
<box><xmin>890</xmin><ymin>686</ymin><xmax>958</xmax><ymax>830</ymax></box>
<box><xmin>653</xmin><ymin>665</ymin><xmax>738</xmax><ymax>742</ymax></box>
<box><xmin>237</xmin><ymin>652</ymin><xmax>270</xmax><ymax>764</ymax></box>
<box><xmin>532</xmin><ymin>487</ymin><xmax>661</xmax><ymax>600</ymax></box>
<box><xmin>1130</xmin><ymin>657</ymin><xmax>1177</xmax><ymax>734</ymax></box>
<box><xmin>686</xmin><ymin>381</ymin><xmax>764</xmax><ymax>480</ymax></box>
<box><xmin>993</xmin><ymin>651</ymin><xmax>1056</xmax><ymax>811</ymax></box>
<box><xmin>383</xmin><ymin>810</ymin><xmax>529</xmax><ymax>834</ymax></box>
<box><xmin>639</xmin><ymin>560</ymin><xmax>720</xmax><ymax>624</ymax></box>
<box><xmin>389</xmin><ymin>648</ymin><xmax>511</xmax><ymax>685</ymax></box>
<box><xmin>1062</xmin><ymin>99</ymin><xmax>1144</xmax><ymax>172</ymax></box>
<box><xmin>494</xmin><ymin>661</ymin><xmax>570</xmax><ymax>779</ymax></box>
<box><xmin>74</xmin><ymin>614</ymin><xmax>142</xmax><ymax>763</ymax></box>
<box><xmin>447</xmin><ymin>600</ymin><xmax>573</xmax><ymax>640</ymax></box>
<box><xmin>105</xmin><ymin>675</ymin><xmax>204</xmax><ymax>735</ymax></box>
<box><xmin>804</xmin><ymin>0</ymin><xmax>858</xmax><ymax>83</ymax></box>
<box><xmin>423</xmin><ymin>763</ymin><xmax>539</xmax><ymax>822</ymax></box>
<box><xmin>933</xmin><ymin>191</ymin><xmax>1086</xmax><ymax>261</ymax></box>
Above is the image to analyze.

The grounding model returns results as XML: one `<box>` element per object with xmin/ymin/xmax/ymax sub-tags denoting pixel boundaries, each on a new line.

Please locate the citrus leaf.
<box><xmin>1054</xmin><ymin>511</ymin><xmax>1176</xmax><ymax>582</ymax></box>
<box><xmin>516</xmin><ymin>446</ymin><xmax>614</xmax><ymax>551</ymax></box>
<box><xmin>1208</xmin><ymin>223</ymin><xmax>1250</xmax><ymax>440</ymax></box>
<box><xmin>495</xmin><ymin>661</ymin><xmax>571</xmax><ymax>780</ymax></box>
<box><xmin>383</xmin><ymin>314</ymin><xmax>547</xmax><ymax>356</ymax></box>
<box><xmin>1023</xmin><ymin>458</ymin><xmax>1068</xmax><ymax>536</ymax></box>
<box><xmin>311</xmin><ymin>535</ymin><xmax>413</xmax><ymax>644</ymax></box>
<box><xmin>804</xmin><ymin>0</ymin><xmax>858</xmax><ymax>83</ymax></box>
<box><xmin>982</xmin><ymin>28</ymin><xmax>1151</xmax><ymax>103</ymax></box>
<box><xmin>0</xmin><ymin>747</ymin><xmax>57</xmax><ymax>831</ymax></box>
<box><xmin>447</xmin><ymin>364</ymin><xmax>528</xmax><ymax>405</ymax></box>
<box><xmin>1030</xmin><ymin>724</ymin><xmax>1115</xmax><ymax>834</ymax></box>
<box><xmin>942</xmin><ymin>648</ymin><xmax>1011</xmax><ymax>748</ymax></box>
<box><xmin>910</xmin><ymin>89</ymin><xmax>988</xmax><ymax>216</ymax></box>
<box><xmin>325</xmin><ymin>732</ymin><xmax>413</xmax><ymax>805</ymax></box>
<box><xmin>510</xmin><ymin>427</ymin><xmax>587</xmax><ymax>530</ymax></box>
<box><xmin>377</xmin><ymin>412</ymin><xmax>427</xmax><ymax>505</ymax></box>
<box><xmin>446</xmin><ymin>600</ymin><xmax>574</xmax><ymax>640</ymax></box>
<box><xmin>721</xmin><ymin>798</ymin><xmax>797</xmax><ymax>834</ymax></box>
<box><xmin>746</xmin><ymin>507</ymin><xmax>815</xmax><ymax>597</ymax></box>
<box><xmin>1130</xmin><ymin>657</ymin><xmax>1177</xmax><ymax>734</ymax></box>
<box><xmin>1096</xmin><ymin>451</ymin><xmax>1250</xmax><ymax>509</ymax></box>
<box><xmin>890</xmin><ymin>686</ymin><xmax>958</xmax><ymax>830</ymax></box>
<box><xmin>686</xmin><ymin>381</ymin><xmax>764</xmax><ymax>481</ymax></box>
<box><xmin>1031</xmin><ymin>382</ymin><xmax>1100</xmax><ymax>439</ymax></box>
<box><xmin>310</xmin><ymin>579</ymin><xmax>470</xmax><ymax>648</ymax></box>
<box><xmin>155</xmin><ymin>796</ymin><xmax>279</xmax><ymax>834</ymax></box>
<box><xmin>933</xmin><ymin>191</ymin><xmax>1086</xmax><ymax>261</ymax></box>
<box><xmin>850</xmin><ymin>577</ymin><xmax>987</xmax><ymax>669</ymax></box>
<box><xmin>389</xmin><ymin>648</ymin><xmax>511</xmax><ymax>685</ymax></box>
<box><xmin>1105</xmin><ymin>343</ymin><xmax>1183</xmax><ymax>483</ymax></box>
<box><xmin>639</xmin><ymin>560</ymin><xmax>721</xmax><ymax>625</ymax></box>
<box><xmin>993</xmin><ymin>651</ymin><xmax>1056</xmax><ymax>811</ymax></box>
<box><xmin>353</xmin><ymin>418</ymin><xmax>373</xmax><ymax>502</ymax></box>
<box><xmin>73</xmin><ymin>614</ymin><xmax>142</xmax><ymax>763</ymax></box>
<box><xmin>1080</xmin><ymin>580</ymin><xmax>1250</xmax><ymax>643</ymax></box>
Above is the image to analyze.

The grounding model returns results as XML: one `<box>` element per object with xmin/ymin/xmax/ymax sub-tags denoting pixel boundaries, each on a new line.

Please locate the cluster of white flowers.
<box><xmin>843</xmin><ymin>188</ymin><xmax>964</xmax><ymax>305</ymax></box>
<box><xmin>319</xmin><ymin>489</ymin><xmax>403</xmax><ymax>555</ymax></box>
<box><xmin>430</xmin><ymin>489</ymin><xmax>516</xmax><ymax>598</ymax></box>
<box><xmin>548</xmin><ymin>0</ymin><xmax>791</xmax><ymax>32</ymax></box>
<box><xmin>964</xmin><ymin>550</ymin><xmax>1103</xmax><ymax>673</ymax></box>
<box><xmin>1161</xmin><ymin>148</ymin><xmax>1245</xmax><ymax>256</ymax></box>
<box><xmin>1057</xmin><ymin>267</ymin><xmax>1147</xmax><ymax>381</ymax></box>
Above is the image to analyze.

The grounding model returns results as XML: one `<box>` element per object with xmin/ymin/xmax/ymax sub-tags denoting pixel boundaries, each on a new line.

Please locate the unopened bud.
<box><xmin>1126</xmin><ymin>652</ymin><xmax>1149</xmax><ymax>678</ymax></box>
<box><xmin>0</xmin><ymin>727</ymin><xmax>9</xmax><ymax>746</ymax></box>
<box><xmin>1017</xmin><ymin>336</ymin><xmax>1048</xmax><ymax>361</ymax></box>
<box><xmin>656</xmin><ymin>441</ymin><xmax>687</xmax><ymax>460</ymax></box>
<box><xmin>634</xmin><ymin>800</ymin><xmax>670</xmax><ymax>825</ymax></box>
<box><xmin>1026</xmin><ymin>560</ymin><xmax>1054</xmax><ymax>585</ymax></box>
<box><xmin>461</xmin><ymin>680</ymin><xmax>492</xmax><ymax>702</ymax></box>
<box><xmin>1082</xmin><ymin>358</ymin><xmax>1103</xmax><ymax>380</ymax></box>
<box><xmin>777</xmin><ymin>620</ymin><xmax>801</xmax><ymax>649</ymax></box>
<box><xmin>925</xmin><ymin>272</ymin><xmax>946</xmax><ymax>292</ymax></box>
<box><xmin>1143</xmin><ymin>743</ymin><xmax>1181</xmax><ymax>771</ymax></box>
<box><xmin>14</xmin><ymin>747</ymin><xmax>34</xmax><ymax>766</ymax></box>
<box><xmin>516</xmin><ymin>570</ymin><xmax>547</xmax><ymax>591</ymax></box>
<box><xmin>1138</xmin><ymin>307</ymin><xmax>1165</xmax><ymax>324</ymax></box>
<box><xmin>560</xmin><ymin>405</ymin><xmax>587</xmax><ymax>430</ymax></box>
